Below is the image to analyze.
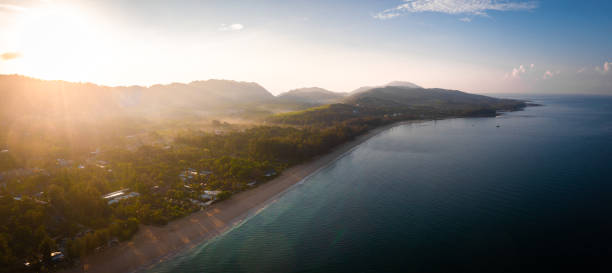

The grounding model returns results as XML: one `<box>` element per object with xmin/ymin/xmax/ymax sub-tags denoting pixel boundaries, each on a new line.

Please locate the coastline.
<box><xmin>61</xmin><ymin>120</ymin><xmax>417</xmax><ymax>273</ymax></box>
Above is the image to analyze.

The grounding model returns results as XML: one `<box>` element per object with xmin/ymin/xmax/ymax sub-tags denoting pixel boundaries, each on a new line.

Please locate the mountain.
<box><xmin>350</xmin><ymin>81</ymin><xmax>422</xmax><ymax>95</ymax></box>
<box><xmin>344</xmin><ymin>86</ymin><xmax>524</xmax><ymax>112</ymax></box>
<box><xmin>385</xmin><ymin>81</ymin><xmax>421</xmax><ymax>89</ymax></box>
<box><xmin>0</xmin><ymin>75</ymin><xmax>275</xmax><ymax>119</ymax></box>
<box><xmin>269</xmin><ymin>86</ymin><xmax>526</xmax><ymax>126</ymax></box>
<box><xmin>188</xmin><ymin>79</ymin><xmax>274</xmax><ymax>103</ymax></box>
<box><xmin>276</xmin><ymin>87</ymin><xmax>346</xmax><ymax>105</ymax></box>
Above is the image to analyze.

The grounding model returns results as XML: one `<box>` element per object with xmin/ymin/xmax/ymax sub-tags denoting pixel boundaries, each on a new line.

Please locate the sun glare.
<box><xmin>13</xmin><ymin>4</ymin><xmax>114</xmax><ymax>82</ymax></box>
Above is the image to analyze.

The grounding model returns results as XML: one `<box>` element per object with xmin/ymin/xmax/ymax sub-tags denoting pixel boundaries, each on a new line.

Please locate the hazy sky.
<box><xmin>0</xmin><ymin>0</ymin><xmax>610</xmax><ymax>94</ymax></box>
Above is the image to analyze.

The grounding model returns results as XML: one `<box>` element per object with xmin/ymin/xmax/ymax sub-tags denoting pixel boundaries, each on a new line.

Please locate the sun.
<box><xmin>12</xmin><ymin>4</ymin><xmax>114</xmax><ymax>82</ymax></box>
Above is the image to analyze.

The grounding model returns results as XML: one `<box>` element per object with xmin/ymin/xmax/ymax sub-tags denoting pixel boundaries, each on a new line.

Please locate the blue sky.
<box><xmin>0</xmin><ymin>0</ymin><xmax>610</xmax><ymax>94</ymax></box>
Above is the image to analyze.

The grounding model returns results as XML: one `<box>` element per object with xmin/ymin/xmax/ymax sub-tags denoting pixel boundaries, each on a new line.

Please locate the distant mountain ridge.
<box><xmin>344</xmin><ymin>85</ymin><xmax>525</xmax><ymax>112</ymax></box>
<box><xmin>269</xmin><ymin>85</ymin><xmax>527</xmax><ymax>126</ymax></box>
<box><xmin>350</xmin><ymin>81</ymin><xmax>422</xmax><ymax>95</ymax></box>
<box><xmin>0</xmin><ymin>75</ymin><xmax>275</xmax><ymax>119</ymax></box>
<box><xmin>276</xmin><ymin>87</ymin><xmax>346</xmax><ymax>105</ymax></box>
<box><xmin>0</xmin><ymin>75</ymin><xmax>521</xmax><ymax>123</ymax></box>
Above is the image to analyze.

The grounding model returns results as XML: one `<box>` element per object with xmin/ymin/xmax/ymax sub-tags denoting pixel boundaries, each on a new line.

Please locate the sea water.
<box><xmin>146</xmin><ymin>95</ymin><xmax>612</xmax><ymax>273</ymax></box>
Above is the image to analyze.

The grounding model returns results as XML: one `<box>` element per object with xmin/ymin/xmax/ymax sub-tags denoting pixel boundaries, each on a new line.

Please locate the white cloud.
<box><xmin>219</xmin><ymin>23</ymin><xmax>244</xmax><ymax>31</ymax></box>
<box><xmin>599</xmin><ymin>61</ymin><xmax>611</xmax><ymax>73</ymax></box>
<box><xmin>375</xmin><ymin>0</ymin><xmax>538</xmax><ymax>20</ymax></box>
<box><xmin>459</xmin><ymin>17</ymin><xmax>472</xmax><ymax>22</ymax></box>
<box><xmin>505</xmin><ymin>63</ymin><xmax>536</xmax><ymax>79</ymax></box>
<box><xmin>542</xmin><ymin>70</ymin><xmax>560</xmax><ymax>79</ymax></box>
<box><xmin>595</xmin><ymin>61</ymin><xmax>611</xmax><ymax>74</ymax></box>
<box><xmin>508</xmin><ymin>64</ymin><xmax>526</xmax><ymax>78</ymax></box>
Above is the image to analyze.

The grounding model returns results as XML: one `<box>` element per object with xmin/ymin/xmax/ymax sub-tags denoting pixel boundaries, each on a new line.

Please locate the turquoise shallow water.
<box><xmin>146</xmin><ymin>95</ymin><xmax>612</xmax><ymax>273</ymax></box>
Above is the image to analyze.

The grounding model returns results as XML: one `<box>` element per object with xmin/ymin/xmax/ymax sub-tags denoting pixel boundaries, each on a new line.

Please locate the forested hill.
<box><xmin>276</xmin><ymin>87</ymin><xmax>346</xmax><ymax>105</ymax></box>
<box><xmin>344</xmin><ymin>86</ymin><xmax>525</xmax><ymax>111</ymax></box>
<box><xmin>0</xmin><ymin>75</ymin><xmax>275</xmax><ymax>119</ymax></box>
<box><xmin>269</xmin><ymin>86</ymin><xmax>527</xmax><ymax>126</ymax></box>
<box><xmin>350</xmin><ymin>81</ymin><xmax>422</xmax><ymax>95</ymax></box>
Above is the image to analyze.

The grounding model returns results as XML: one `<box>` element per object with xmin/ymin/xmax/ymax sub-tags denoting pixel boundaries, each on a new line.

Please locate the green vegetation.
<box><xmin>0</xmin><ymin>75</ymin><xmax>529</xmax><ymax>272</ymax></box>
<box><xmin>269</xmin><ymin>87</ymin><xmax>526</xmax><ymax>126</ymax></box>
<box><xmin>0</xmin><ymin>122</ymin><xmax>383</xmax><ymax>272</ymax></box>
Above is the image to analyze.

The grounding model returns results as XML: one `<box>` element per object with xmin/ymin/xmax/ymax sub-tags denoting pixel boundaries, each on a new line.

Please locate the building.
<box><xmin>103</xmin><ymin>189</ymin><xmax>140</xmax><ymax>205</ymax></box>
<box><xmin>50</xmin><ymin>251</ymin><xmax>65</xmax><ymax>263</ymax></box>
<box><xmin>102</xmin><ymin>189</ymin><xmax>128</xmax><ymax>200</ymax></box>
<box><xmin>201</xmin><ymin>190</ymin><xmax>222</xmax><ymax>200</ymax></box>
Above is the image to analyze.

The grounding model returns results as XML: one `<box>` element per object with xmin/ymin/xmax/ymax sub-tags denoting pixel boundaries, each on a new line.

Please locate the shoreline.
<box><xmin>61</xmin><ymin>120</ymin><xmax>418</xmax><ymax>273</ymax></box>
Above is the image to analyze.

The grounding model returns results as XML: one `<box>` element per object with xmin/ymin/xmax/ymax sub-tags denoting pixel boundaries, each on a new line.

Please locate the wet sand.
<box><xmin>62</xmin><ymin>121</ymin><xmax>412</xmax><ymax>273</ymax></box>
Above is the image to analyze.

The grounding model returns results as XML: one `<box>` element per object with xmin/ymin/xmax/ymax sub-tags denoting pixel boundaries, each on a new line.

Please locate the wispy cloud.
<box><xmin>219</xmin><ymin>23</ymin><xmax>244</xmax><ymax>31</ymax></box>
<box><xmin>512</xmin><ymin>64</ymin><xmax>526</xmax><ymax>78</ymax></box>
<box><xmin>1</xmin><ymin>52</ymin><xmax>21</xmax><ymax>60</ymax></box>
<box><xmin>542</xmin><ymin>70</ymin><xmax>560</xmax><ymax>79</ymax></box>
<box><xmin>459</xmin><ymin>17</ymin><xmax>472</xmax><ymax>22</ymax></box>
<box><xmin>595</xmin><ymin>61</ymin><xmax>611</xmax><ymax>74</ymax></box>
<box><xmin>374</xmin><ymin>0</ymin><xmax>538</xmax><ymax>20</ymax></box>
<box><xmin>505</xmin><ymin>63</ymin><xmax>535</xmax><ymax>79</ymax></box>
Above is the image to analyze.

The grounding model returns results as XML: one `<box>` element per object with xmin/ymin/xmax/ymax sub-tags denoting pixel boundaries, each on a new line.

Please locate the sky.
<box><xmin>0</xmin><ymin>0</ymin><xmax>610</xmax><ymax>95</ymax></box>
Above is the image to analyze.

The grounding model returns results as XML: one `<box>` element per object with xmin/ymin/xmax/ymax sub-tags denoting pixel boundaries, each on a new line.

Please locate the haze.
<box><xmin>0</xmin><ymin>0</ymin><xmax>610</xmax><ymax>94</ymax></box>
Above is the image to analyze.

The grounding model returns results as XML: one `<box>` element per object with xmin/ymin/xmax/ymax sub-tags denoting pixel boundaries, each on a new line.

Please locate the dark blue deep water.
<box><xmin>147</xmin><ymin>95</ymin><xmax>612</xmax><ymax>273</ymax></box>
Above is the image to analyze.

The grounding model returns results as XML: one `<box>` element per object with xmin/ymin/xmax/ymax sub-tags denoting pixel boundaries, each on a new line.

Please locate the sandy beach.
<box><xmin>61</xmin><ymin>121</ymin><xmax>410</xmax><ymax>273</ymax></box>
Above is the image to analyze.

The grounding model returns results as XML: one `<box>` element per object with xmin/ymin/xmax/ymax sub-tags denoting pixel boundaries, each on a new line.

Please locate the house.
<box><xmin>189</xmin><ymin>198</ymin><xmax>212</xmax><ymax>207</ymax></box>
<box><xmin>103</xmin><ymin>189</ymin><xmax>137</xmax><ymax>203</ymax></box>
<box><xmin>50</xmin><ymin>251</ymin><xmax>65</xmax><ymax>263</ymax></box>
<box><xmin>102</xmin><ymin>189</ymin><xmax>128</xmax><ymax>200</ymax></box>
<box><xmin>106</xmin><ymin>191</ymin><xmax>140</xmax><ymax>205</ymax></box>
<box><xmin>180</xmin><ymin>168</ymin><xmax>199</xmax><ymax>181</ymax></box>
<box><xmin>201</xmin><ymin>190</ymin><xmax>222</xmax><ymax>200</ymax></box>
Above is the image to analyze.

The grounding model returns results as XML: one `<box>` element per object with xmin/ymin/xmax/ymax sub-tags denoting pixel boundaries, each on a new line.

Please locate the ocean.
<box><xmin>146</xmin><ymin>95</ymin><xmax>612</xmax><ymax>273</ymax></box>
